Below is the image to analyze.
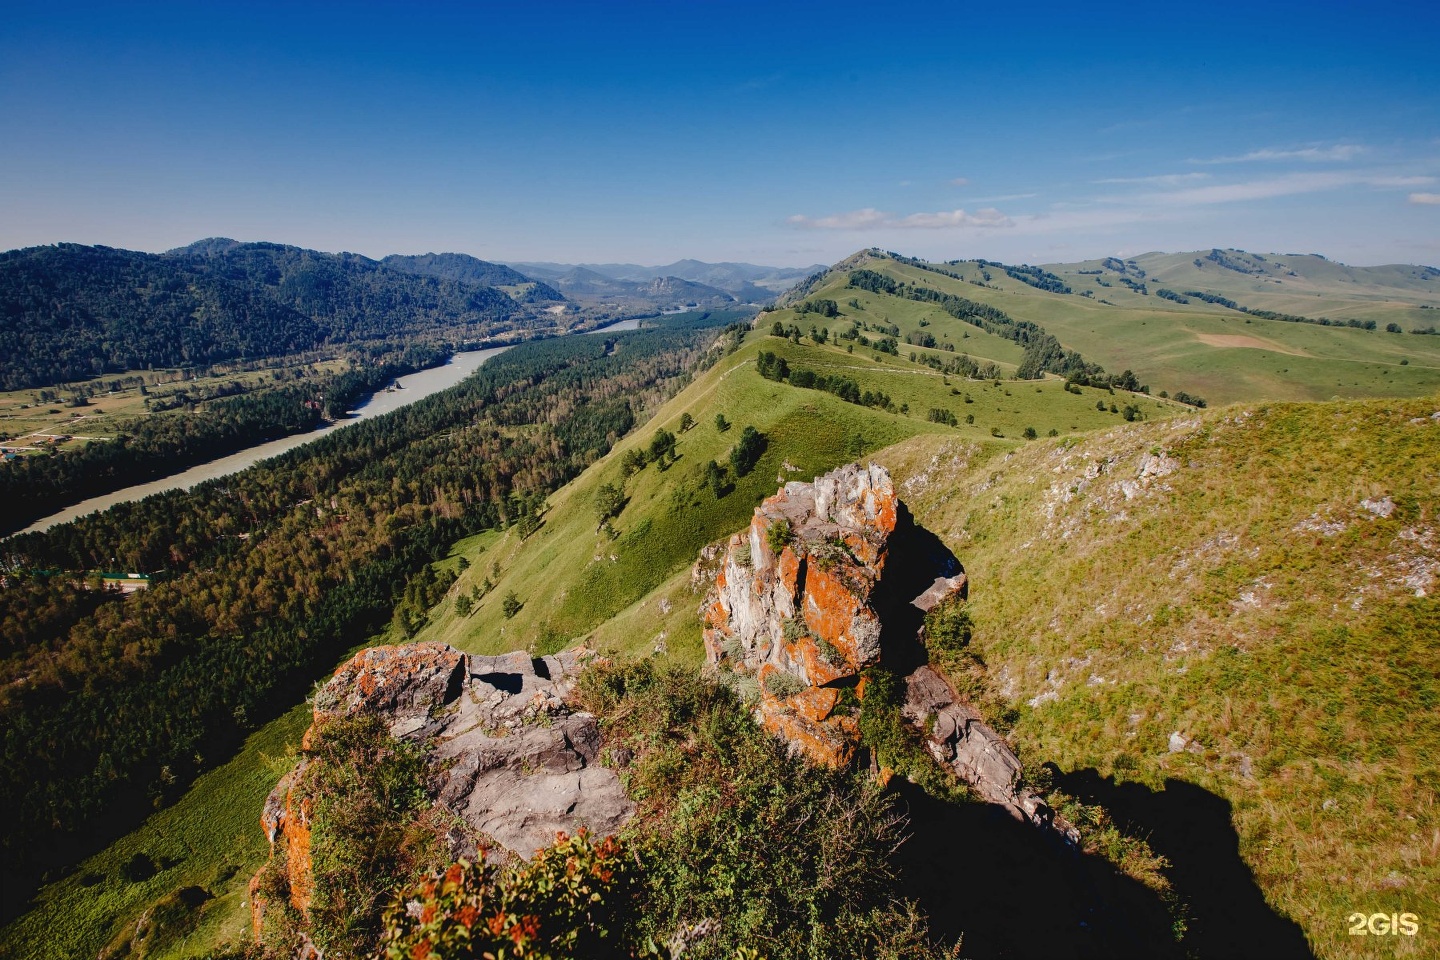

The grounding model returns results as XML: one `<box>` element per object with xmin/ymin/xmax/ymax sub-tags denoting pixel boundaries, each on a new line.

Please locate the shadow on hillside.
<box><xmin>875</xmin><ymin>501</ymin><xmax>964</xmax><ymax>676</ymax></box>
<box><xmin>891</xmin><ymin>779</ymin><xmax>1186</xmax><ymax>960</ymax></box>
<box><xmin>1055</xmin><ymin>768</ymin><xmax>1316</xmax><ymax>960</ymax></box>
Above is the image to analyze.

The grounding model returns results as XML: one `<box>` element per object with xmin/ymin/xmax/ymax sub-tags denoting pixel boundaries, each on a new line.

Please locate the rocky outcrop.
<box><xmin>700</xmin><ymin>462</ymin><xmax>1067</xmax><ymax>837</ymax></box>
<box><xmin>253</xmin><ymin>642</ymin><xmax>633</xmax><ymax>939</ymax></box>
<box><xmin>702</xmin><ymin>463</ymin><xmax>900</xmax><ymax>766</ymax></box>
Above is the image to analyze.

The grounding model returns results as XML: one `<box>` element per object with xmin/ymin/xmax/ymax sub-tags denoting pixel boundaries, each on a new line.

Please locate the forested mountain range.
<box><xmin>0</xmin><ymin>241</ymin><xmax>555</xmax><ymax>390</ymax></box>
<box><xmin>378</xmin><ymin>252</ymin><xmax>565</xmax><ymax>302</ymax></box>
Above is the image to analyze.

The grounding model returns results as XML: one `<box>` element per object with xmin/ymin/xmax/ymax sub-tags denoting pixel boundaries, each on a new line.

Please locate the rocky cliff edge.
<box><xmin>699</xmin><ymin>462</ymin><xmax>1068</xmax><ymax>836</ymax></box>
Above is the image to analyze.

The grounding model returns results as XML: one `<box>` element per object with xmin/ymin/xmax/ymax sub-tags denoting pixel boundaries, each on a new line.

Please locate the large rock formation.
<box><xmin>252</xmin><ymin>642</ymin><xmax>632</xmax><ymax>938</ymax></box>
<box><xmin>701</xmin><ymin>463</ymin><xmax>902</xmax><ymax>766</ymax></box>
<box><xmin>700</xmin><ymin>462</ymin><xmax>1066</xmax><ymax>835</ymax></box>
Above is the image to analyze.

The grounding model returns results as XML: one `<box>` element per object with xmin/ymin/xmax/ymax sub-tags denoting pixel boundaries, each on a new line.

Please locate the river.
<box><xmin>15</xmin><ymin>317</ymin><xmax>646</xmax><ymax>536</ymax></box>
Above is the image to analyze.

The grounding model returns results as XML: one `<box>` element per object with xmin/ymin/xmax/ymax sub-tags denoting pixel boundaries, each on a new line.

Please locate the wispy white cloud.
<box><xmin>1123</xmin><ymin>171</ymin><xmax>1435</xmax><ymax>207</ymax></box>
<box><xmin>948</xmin><ymin>177</ymin><xmax>970</xmax><ymax>186</ymax></box>
<box><xmin>1412</xmin><ymin>192</ymin><xmax>1440</xmax><ymax>205</ymax></box>
<box><xmin>787</xmin><ymin>206</ymin><xmax>1012</xmax><ymax>231</ymax></box>
<box><xmin>966</xmin><ymin>192</ymin><xmax>1039</xmax><ymax>202</ymax></box>
<box><xmin>1094</xmin><ymin>172</ymin><xmax>1210</xmax><ymax>186</ymax></box>
<box><xmin>1191</xmin><ymin>144</ymin><xmax>1367</xmax><ymax>164</ymax></box>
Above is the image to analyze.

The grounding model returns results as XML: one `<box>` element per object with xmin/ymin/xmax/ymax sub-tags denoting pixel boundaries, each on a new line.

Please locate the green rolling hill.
<box><xmin>772</xmin><ymin>249</ymin><xmax>1440</xmax><ymax>406</ymax></box>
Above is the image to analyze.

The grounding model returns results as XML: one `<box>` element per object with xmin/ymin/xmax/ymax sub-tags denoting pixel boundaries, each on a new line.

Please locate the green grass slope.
<box><xmin>792</xmin><ymin>251</ymin><xmax>1440</xmax><ymax>406</ymax></box>
<box><xmin>413</xmin><ymin>325</ymin><xmax>1163</xmax><ymax>661</ymax></box>
<box><xmin>0</xmin><ymin>704</ymin><xmax>310</xmax><ymax>960</ymax></box>
<box><xmin>875</xmin><ymin>394</ymin><xmax>1440</xmax><ymax>960</ymax></box>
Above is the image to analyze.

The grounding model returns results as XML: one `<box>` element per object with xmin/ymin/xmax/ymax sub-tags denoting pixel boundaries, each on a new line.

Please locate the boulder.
<box><xmin>253</xmin><ymin>641</ymin><xmax>633</xmax><ymax>940</ymax></box>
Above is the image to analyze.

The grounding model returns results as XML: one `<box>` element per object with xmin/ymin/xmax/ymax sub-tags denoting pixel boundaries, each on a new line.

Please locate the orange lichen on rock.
<box><xmin>284</xmin><ymin>790</ymin><xmax>314</xmax><ymax>911</ymax></box>
<box><xmin>314</xmin><ymin>641</ymin><xmax>465</xmax><ymax>724</ymax></box>
<box><xmin>800</xmin><ymin>562</ymin><xmax>881</xmax><ymax>670</ymax></box>
<box><xmin>789</xmin><ymin>685</ymin><xmax>841</xmax><ymax>725</ymax></box>
<box><xmin>758</xmin><ymin>695</ymin><xmax>857</xmax><ymax>769</ymax></box>
<box><xmin>697</xmin><ymin>462</ymin><xmax>900</xmax><ymax>768</ymax></box>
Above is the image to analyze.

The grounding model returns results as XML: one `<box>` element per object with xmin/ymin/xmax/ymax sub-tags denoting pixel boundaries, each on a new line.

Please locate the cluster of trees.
<box><xmin>992</xmin><ymin>262</ymin><xmax>1071</xmax><ymax>294</ymax></box>
<box><xmin>848</xmin><ymin>269</ymin><xmax>1157</xmax><ymax>391</ymax></box>
<box><xmin>1202</xmin><ymin>248</ymin><xmax>1267</xmax><ymax>275</ymax></box>
<box><xmin>1155</xmin><ymin>289</ymin><xmax>1189</xmax><ymax>304</ymax></box>
<box><xmin>796</xmin><ymin>298</ymin><xmax>840</xmax><ymax>318</ymax></box>
<box><xmin>755</xmin><ymin>350</ymin><xmax>896</xmax><ymax>412</ymax></box>
<box><xmin>912</xmin><ymin>351</ymin><xmax>1004</xmax><ymax>381</ymax></box>
<box><xmin>1181</xmin><ymin>290</ymin><xmax>1377</xmax><ymax>330</ymax></box>
<box><xmin>0</xmin><ymin>319</ymin><xmax>727</xmax><ymax>905</ymax></box>
<box><xmin>0</xmin><ymin>241</ymin><xmax>541</xmax><ymax>389</ymax></box>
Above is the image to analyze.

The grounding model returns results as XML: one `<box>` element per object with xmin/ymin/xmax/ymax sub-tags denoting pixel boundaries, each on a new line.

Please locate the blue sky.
<box><xmin>2</xmin><ymin>1</ymin><xmax>1437</xmax><ymax>267</ymax></box>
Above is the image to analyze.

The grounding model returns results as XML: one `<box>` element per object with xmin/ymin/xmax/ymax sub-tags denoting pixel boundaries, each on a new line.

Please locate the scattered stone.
<box><xmin>1361</xmin><ymin>496</ymin><xmax>1396</xmax><ymax>518</ymax></box>
<box><xmin>1168</xmin><ymin>731</ymin><xmax>1188</xmax><ymax>753</ymax></box>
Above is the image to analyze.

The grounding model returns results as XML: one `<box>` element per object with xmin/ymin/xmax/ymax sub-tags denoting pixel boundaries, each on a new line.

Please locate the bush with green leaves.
<box><xmin>728</xmin><ymin>425</ymin><xmax>766</xmax><ymax>477</ymax></box>
<box><xmin>258</xmin><ymin>714</ymin><xmax>445</xmax><ymax>959</ymax></box>
<box><xmin>762</xmin><ymin>669</ymin><xmax>807</xmax><ymax>699</ymax></box>
<box><xmin>764</xmin><ymin>517</ymin><xmax>792</xmax><ymax>553</ymax></box>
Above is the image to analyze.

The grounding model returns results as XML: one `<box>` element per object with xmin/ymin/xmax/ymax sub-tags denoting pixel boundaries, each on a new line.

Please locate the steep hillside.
<box><xmin>409</xmin><ymin>310</ymin><xmax>1438</xmax><ymax>958</ymax></box>
<box><xmin>411</xmin><ymin>321</ymin><xmax>1168</xmax><ymax>661</ymax></box>
<box><xmin>783</xmin><ymin>250</ymin><xmax>1440</xmax><ymax>406</ymax></box>
<box><xmin>878</xmin><ymin>396</ymin><xmax>1439</xmax><ymax>960</ymax></box>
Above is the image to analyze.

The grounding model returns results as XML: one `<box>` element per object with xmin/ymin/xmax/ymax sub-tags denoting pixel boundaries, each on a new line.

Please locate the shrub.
<box><xmin>574</xmin><ymin>660</ymin><xmax>942</xmax><ymax>957</ymax></box>
<box><xmin>595</xmin><ymin>482</ymin><xmax>627</xmax><ymax>524</ymax></box>
<box><xmin>502</xmin><ymin>591</ymin><xmax>522</xmax><ymax>618</ymax></box>
<box><xmin>815</xmin><ymin>637</ymin><xmax>844</xmax><ymax>666</ymax></box>
<box><xmin>765</xmin><ymin>518</ymin><xmax>793</xmax><ymax>553</ymax></box>
<box><xmin>729</xmin><ymin>426</ymin><xmax>766</xmax><ymax>477</ymax></box>
<box><xmin>287</xmin><ymin>715</ymin><xmax>440</xmax><ymax>958</ymax></box>
<box><xmin>380</xmin><ymin>832</ymin><xmax>635</xmax><ymax>960</ymax></box>
<box><xmin>923</xmin><ymin>597</ymin><xmax>972</xmax><ymax>657</ymax></box>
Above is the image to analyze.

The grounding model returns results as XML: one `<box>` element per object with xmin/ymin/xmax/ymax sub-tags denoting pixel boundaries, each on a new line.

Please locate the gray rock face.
<box><xmin>902</xmin><ymin>665</ymin><xmax>1075</xmax><ymax>841</ymax></box>
<box><xmin>294</xmin><ymin>642</ymin><xmax>633</xmax><ymax>860</ymax></box>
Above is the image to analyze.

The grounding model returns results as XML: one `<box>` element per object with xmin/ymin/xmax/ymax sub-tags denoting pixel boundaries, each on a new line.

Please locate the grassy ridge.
<box><xmin>787</xmin><ymin>252</ymin><xmax>1440</xmax><ymax>406</ymax></box>
<box><xmin>413</xmin><ymin>327</ymin><xmax>1149</xmax><ymax>659</ymax></box>
<box><xmin>876</xmin><ymin>395</ymin><xmax>1440</xmax><ymax>960</ymax></box>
